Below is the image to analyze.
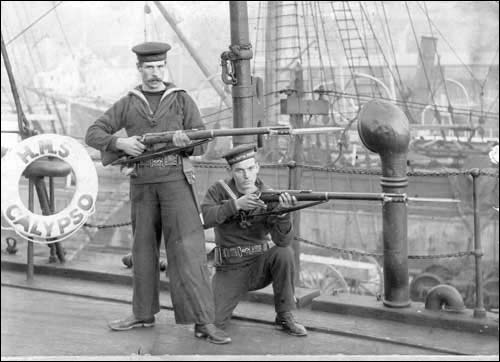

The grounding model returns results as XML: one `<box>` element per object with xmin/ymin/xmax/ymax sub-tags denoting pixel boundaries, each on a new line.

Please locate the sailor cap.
<box><xmin>222</xmin><ymin>144</ymin><xmax>258</xmax><ymax>166</ymax></box>
<box><xmin>132</xmin><ymin>42</ymin><xmax>171</xmax><ymax>62</ymax></box>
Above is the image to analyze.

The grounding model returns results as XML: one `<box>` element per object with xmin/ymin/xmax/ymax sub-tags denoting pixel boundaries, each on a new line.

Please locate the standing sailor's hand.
<box><xmin>116</xmin><ymin>136</ymin><xmax>146</xmax><ymax>156</ymax></box>
<box><xmin>172</xmin><ymin>130</ymin><xmax>192</xmax><ymax>147</ymax></box>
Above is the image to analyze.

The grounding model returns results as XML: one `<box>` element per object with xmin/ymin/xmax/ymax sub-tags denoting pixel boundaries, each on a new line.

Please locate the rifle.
<box><xmin>101</xmin><ymin>125</ymin><xmax>343</xmax><ymax>166</ymax></box>
<box><xmin>258</xmin><ymin>190</ymin><xmax>461</xmax><ymax>204</ymax></box>
<box><xmin>221</xmin><ymin>190</ymin><xmax>460</xmax><ymax>228</ymax></box>
<box><xmin>227</xmin><ymin>190</ymin><xmax>458</xmax><ymax>228</ymax></box>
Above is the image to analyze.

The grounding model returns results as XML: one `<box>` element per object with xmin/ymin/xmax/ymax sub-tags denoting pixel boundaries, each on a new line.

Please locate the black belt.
<box><xmin>137</xmin><ymin>154</ymin><xmax>180</xmax><ymax>168</ymax></box>
<box><xmin>219</xmin><ymin>243</ymin><xmax>270</xmax><ymax>258</ymax></box>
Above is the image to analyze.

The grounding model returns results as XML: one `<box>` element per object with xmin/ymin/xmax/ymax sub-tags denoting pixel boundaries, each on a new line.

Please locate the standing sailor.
<box><xmin>85</xmin><ymin>41</ymin><xmax>230</xmax><ymax>344</ymax></box>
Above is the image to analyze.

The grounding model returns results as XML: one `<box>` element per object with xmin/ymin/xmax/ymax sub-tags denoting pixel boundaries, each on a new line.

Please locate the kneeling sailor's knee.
<box><xmin>274</xmin><ymin>246</ymin><xmax>294</xmax><ymax>264</ymax></box>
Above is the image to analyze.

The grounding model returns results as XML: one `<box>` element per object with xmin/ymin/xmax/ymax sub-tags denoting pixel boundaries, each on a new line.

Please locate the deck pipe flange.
<box><xmin>358</xmin><ymin>99</ymin><xmax>411</xmax><ymax>308</ymax></box>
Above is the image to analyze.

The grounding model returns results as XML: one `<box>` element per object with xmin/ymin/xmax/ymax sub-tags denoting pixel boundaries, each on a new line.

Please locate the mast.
<box><xmin>264</xmin><ymin>1</ymin><xmax>278</xmax><ymax>127</ymax></box>
<box><xmin>1</xmin><ymin>31</ymin><xmax>31</xmax><ymax>139</ymax></box>
<box><xmin>227</xmin><ymin>1</ymin><xmax>253</xmax><ymax>146</ymax></box>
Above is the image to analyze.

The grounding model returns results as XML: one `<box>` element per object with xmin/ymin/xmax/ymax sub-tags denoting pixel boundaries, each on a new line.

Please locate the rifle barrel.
<box><xmin>259</xmin><ymin>191</ymin><xmax>394</xmax><ymax>202</ymax></box>
<box><xmin>289</xmin><ymin>126</ymin><xmax>343</xmax><ymax>135</ymax></box>
<box><xmin>141</xmin><ymin>126</ymin><xmax>343</xmax><ymax>145</ymax></box>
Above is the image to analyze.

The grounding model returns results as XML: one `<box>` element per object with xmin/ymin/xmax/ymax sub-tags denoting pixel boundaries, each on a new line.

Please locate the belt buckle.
<box><xmin>241</xmin><ymin>246</ymin><xmax>252</xmax><ymax>256</ymax></box>
<box><xmin>235</xmin><ymin>247</ymin><xmax>242</xmax><ymax>257</ymax></box>
<box><xmin>163</xmin><ymin>154</ymin><xmax>178</xmax><ymax>166</ymax></box>
<box><xmin>151</xmin><ymin>158</ymin><xmax>163</xmax><ymax>167</ymax></box>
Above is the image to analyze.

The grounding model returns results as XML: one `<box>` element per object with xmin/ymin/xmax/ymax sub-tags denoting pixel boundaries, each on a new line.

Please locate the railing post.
<box><xmin>27</xmin><ymin>178</ymin><xmax>35</xmax><ymax>281</ymax></box>
<box><xmin>358</xmin><ymin>100</ymin><xmax>411</xmax><ymax>308</ymax></box>
<box><xmin>287</xmin><ymin>161</ymin><xmax>301</xmax><ymax>285</ymax></box>
<box><xmin>471</xmin><ymin>169</ymin><xmax>486</xmax><ymax>318</ymax></box>
<box><xmin>33</xmin><ymin>176</ymin><xmax>65</xmax><ymax>263</ymax></box>
<box><xmin>287</xmin><ymin>64</ymin><xmax>305</xmax><ymax>285</ymax></box>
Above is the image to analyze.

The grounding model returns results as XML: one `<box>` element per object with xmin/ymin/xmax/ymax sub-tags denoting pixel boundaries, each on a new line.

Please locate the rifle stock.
<box><xmin>100</xmin><ymin>126</ymin><xmax>343</xmax><ymax>166</ymax></box>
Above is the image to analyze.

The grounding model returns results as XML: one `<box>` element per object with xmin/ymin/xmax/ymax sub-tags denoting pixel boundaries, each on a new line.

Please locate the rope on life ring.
<box><xmin>1</xmin><ymin>134</ymin><xmax>98</xmax><ymax>244</ymax></box>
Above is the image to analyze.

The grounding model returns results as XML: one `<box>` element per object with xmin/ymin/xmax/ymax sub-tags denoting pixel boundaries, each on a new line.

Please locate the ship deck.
<box><xmin>1</xmin><ymin>235</ymin><xmax>498</xmax><ymax>360</ymax></box>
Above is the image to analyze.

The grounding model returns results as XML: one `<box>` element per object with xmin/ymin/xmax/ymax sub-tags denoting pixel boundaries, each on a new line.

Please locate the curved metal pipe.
<box><xmin>425</xmin><ymin>284</ymin><xmax>466</xmax><ymax>312</ymax></box>
<box><xmin>420</xmin><ymin>104</ymin><xmax>434</xmax><ymax>125</ymax></box>
<box><xmin>435</xmin><ymin>78</ymin><xmax>471</xmax><ymax>108</ymax></box>
<box><xmin>353</xmin><ymin>72</ymin><xmax>396</xmax><ymax>100</ymax></box>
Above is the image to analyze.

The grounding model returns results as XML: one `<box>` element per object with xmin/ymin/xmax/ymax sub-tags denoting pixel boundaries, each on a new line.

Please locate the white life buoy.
<box><xmin>1</xmin><ymin>134</ymin><xmax>98</xmax><ymax>243</ymax></box>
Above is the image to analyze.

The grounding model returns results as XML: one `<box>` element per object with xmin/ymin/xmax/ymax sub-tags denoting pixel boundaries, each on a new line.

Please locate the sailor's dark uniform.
<box><xmin>201</xmin><ymin>147</ymin><xmax>297</xmax><ymax>327</ymax></box>
<box><xmin>85</xmin><ymin>42</ymin><xmax>214</xmax><ymax>325</ymax></box>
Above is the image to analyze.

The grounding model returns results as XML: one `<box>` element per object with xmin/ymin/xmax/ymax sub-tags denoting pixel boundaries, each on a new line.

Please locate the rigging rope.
<box><xmin>379</xmin><ymin>3</ymin><xmax>405</xmax><ymax>96</ymax></box>
<box><xmin>486</xmin><ymin>93</ymin><xmax>499</xmax><ymax>114</ymax></box>
<box><xmin>52</xmin><ymin>0</ymin><xmax>74</xmax><ymax>59</ymax></box>
<box><xmin>479</xmin><ymin>45</ymin><xmax>499</xmax><ymax>92</ymax></box>
<box><xmin>477</xmin><ymin>44</ymin><xmax>500</xmax><ymax>123</ymax></box>
<box><xmin>378</xmin><ymin>1</ymin><xmax>414</xmax><ymax>122</ymax></box>
<box><xmin>6</xmin><ymin>1</ymin><xmax>63</xmax><ymax>46</ymax></box>
<box><xmin>358</xmin><ymin>2</ymin><xmax>403</xmax><ymax>98</ymax></box>
<box><xmin>1</xmin><ymin>7</ymin><xmax>34</xmax><ymax>115</ymax></box>
<box><xmin>421</xmin><ymin>1</ymin><xmax>458</xmax><ymax>132</ymax></box>
<box><xmin>315</xmin><ymin>1</ymin><xmax>339</xmax><ymax>128</ymax></box>
<box><xmin>0</xmin><ymin>83</ymin><xmax>15</xmax><ymax>109</ymax></box>
<box><xmin>316</xmin><ymin>2</ymin><xmax>337</xmax><ymax>92</ymax></box>
<box><xmin>202</xmin><ymin>100</ymin><xmax>281</xmax><ymax>126</ymax></box>
<box><xmin>309</xmin><ymin>1</ymin><xmax>327</xmax><ymax>87</ymax></box>
<box><xmin>293</xmin><ymin>1</ymin><xmax>303</xmax><ymax>67</ymax></box>
<box><xmin>405</xmin><ymin>1</ymin><xmax>443</xmax><ymax>130</ymax></box>
<box><xmin>326</xmin><ymin>1</ymin><xmax>364</xmax><ymax>162</ymax></box>
<box><xmin>252</xmin><ymin>1</ymin><xmax>262</xmax><ymax>75</ymax></box>
<box><xmin>329</xmin><ymin>1</ymin><xmax>384</xmax><ymax>100</ymax></box>
<box><xmin>329</xmin><ymin>2</ymin><xmax>359</xmax><ymax>101</ymax></box>
<box><xmin>300</xmin><ymin>1</ymin><xmax>315</xmax><ymax>94</ymax></box>
<box><xmin>414</xmin><ymin>1</ymin><xmax>483</xmax><ymax>87</ymax></box>
<box><xmin>307</xmin><ymin>89</ymin><xmax>499</xmax><ymax>121</ymax></box>
<box><xmin>18</xmin><ymin>3</ymin><xmax>55</xmax><ymax>119</ymax></box>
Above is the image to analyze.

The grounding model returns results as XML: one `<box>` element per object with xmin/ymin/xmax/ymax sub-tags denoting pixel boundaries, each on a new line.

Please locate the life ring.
<box><xmin>1</xmin><ymin>134</ymin><xmax>98</xmax><ymax>243</ymax></box>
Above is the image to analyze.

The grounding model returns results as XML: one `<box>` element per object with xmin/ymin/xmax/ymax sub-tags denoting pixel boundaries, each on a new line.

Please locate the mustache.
<box><xmin>149</xmin><ymin>77</ymin><xmax>162</xmax><ymax>82</ymax></box>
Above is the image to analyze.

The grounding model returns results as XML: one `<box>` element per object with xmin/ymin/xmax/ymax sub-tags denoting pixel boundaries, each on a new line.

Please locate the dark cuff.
<box><xmin>269</xmin><ymin>212</ymin><xmax>292</xmax><ymax>229</ymax></box>
<box><xmin>275</xmin><ymin>221</ymin><xmax>292</xmax><ymax>234</ymax></box>
<box><xmin>107</xmin><ymin>135</ymin><xmax>119</xmax><ymax>152</ymax></box>
<box><xmin>219</xmin><ymin>199</ymin><xmax>239</xmax><ymax>221</ymax></box>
